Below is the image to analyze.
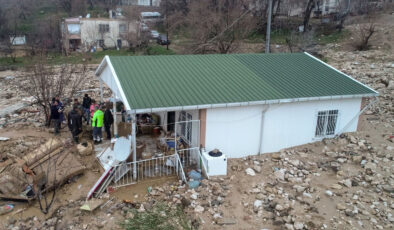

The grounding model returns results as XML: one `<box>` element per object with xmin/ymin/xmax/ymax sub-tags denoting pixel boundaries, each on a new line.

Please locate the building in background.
<box><xmin>61</xmin><ymin>15</ymin><xmax>137</xmax><ymax>53</ymax></box>
<box><xmin>119</xmin><ymin>0</ymin><xmax>161</xmax><ymax>7</ymax></box>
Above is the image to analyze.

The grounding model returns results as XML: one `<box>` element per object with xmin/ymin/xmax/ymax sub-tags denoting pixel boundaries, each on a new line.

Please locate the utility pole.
<box><xmin>166</xmin><ymin>0</ymin><xmax>169</xmax><ymax>50</ymax></box>
<box><xmin>265</xmin><ymin>0</ymin><xmax>273</xmax><ymax>53</ymax></box>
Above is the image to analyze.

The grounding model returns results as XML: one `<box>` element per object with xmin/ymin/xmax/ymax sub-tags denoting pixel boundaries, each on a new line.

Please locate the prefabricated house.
<box><xmin>96</xmin><ymin>52</ymin><xmax>377</xmax><ymax>162</ymax></box>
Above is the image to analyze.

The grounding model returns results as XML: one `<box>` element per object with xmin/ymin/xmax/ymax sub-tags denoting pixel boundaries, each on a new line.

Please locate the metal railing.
<box><xmin>111</xmin><ymin>152</ymin><xmax>189</xmax><ymax>188</ymax></box>
<box><xmin>110</xmin><ymin>146</ymin><xmax>210</xmax><ymax>189</ymax></box>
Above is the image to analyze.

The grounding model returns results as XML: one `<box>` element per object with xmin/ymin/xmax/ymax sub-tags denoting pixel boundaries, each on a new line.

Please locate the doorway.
<box><xmin>167</xmin><ymin>111</ymin><xmax>175</xmax><ymax>131</ymax></box>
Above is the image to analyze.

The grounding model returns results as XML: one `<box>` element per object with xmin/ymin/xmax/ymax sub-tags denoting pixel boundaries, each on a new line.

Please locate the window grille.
<box><xmin>99</xmin><ymin>24</ymin><xmax>110</xmax><ymax>33</ymax></box>
<box><xmin>315</xmin><ymin>110</ymin><xmax>338</xmax><ymax>137</ymax></box>
<box><xmin>119</xmin><ymin>24</ymin><xmax>126</xmax><ymax>33</ymax></box>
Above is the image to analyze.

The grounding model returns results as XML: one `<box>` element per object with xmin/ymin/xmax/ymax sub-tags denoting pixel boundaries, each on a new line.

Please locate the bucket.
<box><xmin>166</xmin><ymin>140</ymin><xmax>175</xmax><ymax>148</ymax></box>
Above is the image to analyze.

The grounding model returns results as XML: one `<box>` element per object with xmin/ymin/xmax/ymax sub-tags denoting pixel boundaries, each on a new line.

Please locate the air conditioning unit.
<box><xmin>201</xmin><ymin>149</ymin><xmax>227</xmax><ymax>176</ymax></box>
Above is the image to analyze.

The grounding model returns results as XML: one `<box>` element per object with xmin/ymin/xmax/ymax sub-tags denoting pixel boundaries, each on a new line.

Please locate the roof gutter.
<box><xmin>128</xmin><ymin>93</ymin><xmax>377</xmax><ymax>114</ymax></box>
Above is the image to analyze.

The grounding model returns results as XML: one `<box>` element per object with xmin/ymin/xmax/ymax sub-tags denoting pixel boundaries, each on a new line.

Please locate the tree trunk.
<box><xmin>303</xmin><ymin>0</ymin><xmax>315</xmax><ymax>33</ymax></box>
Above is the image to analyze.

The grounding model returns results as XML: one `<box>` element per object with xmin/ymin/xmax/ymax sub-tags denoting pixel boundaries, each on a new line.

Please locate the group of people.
<box><xmin>50</xmin><ymin>94</ymin><xmax>115</xmax><ymax>144</ymax></box>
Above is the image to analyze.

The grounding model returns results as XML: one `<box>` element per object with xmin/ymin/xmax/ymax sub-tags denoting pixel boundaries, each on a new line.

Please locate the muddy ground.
<box><xmin>0</xmin><ymin>13</ymin><xmax>393</xmax><ymax>230</ymax></box>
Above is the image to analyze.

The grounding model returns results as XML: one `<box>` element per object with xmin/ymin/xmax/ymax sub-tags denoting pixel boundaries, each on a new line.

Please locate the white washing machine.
<box><xmin>201</xmin><ymin>150</ymin><xmax>227</xmax><ymax>176</ymax></box>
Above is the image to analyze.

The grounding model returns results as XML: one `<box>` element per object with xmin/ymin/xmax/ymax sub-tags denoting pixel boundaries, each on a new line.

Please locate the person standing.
<box><xmin>50</xmin><ymin>100</ymin><xmax>60</xmax><ymax>135</ymax></box>
<box><xmin>92</xmin><ymin>105</ymin><xmax>104</xmax><ymax>144</ymax></box>
<box><xmin>68</xmin><ymin>104</ymin><xmax>83</xmax><ymax>143</ymax></box>
<box><xmin>104</xmin><ymin>103</ymin><xmax>114</xmax><ymax>140</ymax></box>
<box><xmin>55</xmin><ymin>96</ymin><xmax>65</xmax><ymax>129</ymax></box>
<box><xmin>90</xmin><ymin>99</ymin><xmax>98</xmax><ymax>121</ymax></box>
<box><xmin>82</xmin><ymin>94</ymin><xmax>92</xmax><ymax>124</ymax></box>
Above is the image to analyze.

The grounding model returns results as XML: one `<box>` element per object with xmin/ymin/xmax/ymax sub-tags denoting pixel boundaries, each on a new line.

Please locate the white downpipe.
<box><xmin>132</xmin><ymin>114</ymin><xmax>137</xmax><ymax>180</ymax></box>
<box><xmin>99</xmin><ymin>77</ymin><xmax>104</xmax><ymax>102</ymax></box>
<box><xmin>113</xmin><ymin>93</ymin><xmax>118</xmax><ymax>138</ymax></box>
<box><xmin>335</xmin><ymin>97</ymin><xmax>378</xmax><ymax>137</ymax></box>
<box><xmin>258</xmin><ymin>105</ymin><xmax>270</xmax><ymax>154</ymax></box>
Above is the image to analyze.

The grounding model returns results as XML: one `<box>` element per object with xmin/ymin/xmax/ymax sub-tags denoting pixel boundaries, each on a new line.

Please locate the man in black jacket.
<box><xmin>103</xmin><ymin>103</ymin><xmax>114</xmax><ymax>140</ymax></box>
<box><xmin>50</xmin><ymin>100</ymin><xmax>60</xmax><ymax>135</ymax></box>
<box><xmin>82</xmin><ymin>94</ymin><xmax>92</xmax><ymax>125</ymax></box>
<box><xmin>68</xmin><ymin>104</ymin><xmax>83</xmax><ymax>143</ymax></box>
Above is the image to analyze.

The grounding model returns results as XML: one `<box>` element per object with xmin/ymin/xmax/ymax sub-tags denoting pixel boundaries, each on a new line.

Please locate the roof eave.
<box><xmin>128</xmin><ymin>93</ymin><xmax>378</xmax><ymax>114</ymax></box>
<box><xmin>95</xmin><ymin>56</ymin><xmax>108</xmax><ymax>76</ymax></box>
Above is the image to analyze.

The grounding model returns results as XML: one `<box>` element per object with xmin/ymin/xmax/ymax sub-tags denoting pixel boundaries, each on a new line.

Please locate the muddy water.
<box><xmin>111</xmin><ymin>176</ymin><xmax>178</xmax><ymax>202</ymax></box>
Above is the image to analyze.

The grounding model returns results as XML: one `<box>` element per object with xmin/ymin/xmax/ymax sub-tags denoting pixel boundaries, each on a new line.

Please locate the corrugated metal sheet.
<box><xmin>108</xmin><ymin>53</ymin><xmax>376</xmax><ymax>110</ymax></box>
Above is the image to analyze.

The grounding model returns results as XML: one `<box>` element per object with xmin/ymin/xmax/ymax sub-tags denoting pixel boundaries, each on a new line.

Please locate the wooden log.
<box><xmin>23</xmin><ymin>139</ymin><xmax>62</xmax><ymax>167</ymax></box>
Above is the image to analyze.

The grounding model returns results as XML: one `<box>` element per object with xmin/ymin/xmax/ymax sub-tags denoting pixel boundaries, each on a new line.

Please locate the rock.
<box><xmin>216</xmin><ymin>218</ymin><xmax>237</xmax><ymax>225</ymax></box>
<box><xmin>345</xmin><ymin>209</ymin><xmax>356</xmax><ymax>217</ymax></box>
<box><xmin>245</xmin><ymin>168</ymin><xmax>256</xmax><ymax>176</ymax></box>
<box><xmin>272</xmin><ymin>153</ymin><xmax>281</xmax><ymax>160</ymax></box>
<box><xmin>382</xmin><ymin>185</ymin><xmax>394</xmax><ymax>193</ymax></box>
<box><xmin>387</xmin><ymin>80</ymin><xmax>394</xmax><ymax>89</ymax></box>
<box><xmin>253</xmin><ymin>200</ymin><xmax>262</xmax><ymax>212</ymax></box>
<box><xmin>331</xmin><ymin>184</ymin><xmax>343</xmax><ymax>190</ymax></box>
<box><xmin>349</xmin><ymin>136</ymin><xmax>357</xmax><ymax>144</ymax></box>
<box><xmin>293</xmin><ymin>185</ymin><xmax>306</xmax><ymax>193</ymax></box>
<box><xmin>352</xmin><ymin>155</ymin><xmax>362</xmax><ymax>163</ymax></box>
<box><xmin>303</xmin><ymin>192</ymin><xmax>312</xmax><ymax>199</ymax></box>
<box><xmin>275</xmin><ymin>204</ymin><xmax>284</xmax><ymax>211</ymax></box>
<box><xmin>325</xmin><ymin>190</ymin><xmax>333</xmax><ymax>196</ymax></box>
<box><xmin>336</xmin><ymin>203</ymin><xmax>346</xmax><ymax>210</ymax></box>
<box><xmin>341</xmin><ymin>179</ymin><xmax>352</xmax><ymax>188</ymax></box>
<box><xmin>190</xmin><ymin>193</ymin><xmax>198</xmax><ymax>200</ymax></box>
<box><xmin>253</xmin><ymin>165</ymin><xmax>262</xmax><ymax>173</ymax></box>
<box><xmin>274</xmin><ymin>169</ymin><xmax>286</xmax><ymax>181</ymax></box>
<box><xmin>289</xmin><ymin>159</ymin><xmax>300</xmax><ymax>167</ymax></box>
<box><xmin>194</xmin><ymin>205</ymin><xmax>204</xmax><ymax>213</ymax></box>
<box><xmin>364</xmin><ymin>162</ymin><xmax>377</xmax><ymax>170</ymax></box>
<box><xmin>285</xmin><ymin>223</ymin><xmax>295</xmax><ymax>230</ymax></box>
<box><xmin>337</xmin><ymin>158</ymin><xmax>347</xmax><ymax>163</ymax></box>
<box><xmin>294</xmin><ymin>222</ymin><xmax>304</xmax><ymax>230</ymax></box>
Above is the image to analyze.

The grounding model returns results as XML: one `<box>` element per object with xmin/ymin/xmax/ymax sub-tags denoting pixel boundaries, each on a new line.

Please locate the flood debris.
<box><xmin>0</xmin><ymin>138</ymin><xmax>85</xmax><ymax>201</ymax></box>
<box><xmin>0</xmin><ymin>204</ymin><xmax>14</xmax><ymax>216</ymax></box>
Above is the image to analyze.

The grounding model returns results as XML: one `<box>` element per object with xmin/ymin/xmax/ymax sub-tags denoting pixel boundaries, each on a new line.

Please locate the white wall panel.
<box><xmin>205</xmin><ymin>98</ymin><xmax>362</xmax><ymax>158</ymax></box>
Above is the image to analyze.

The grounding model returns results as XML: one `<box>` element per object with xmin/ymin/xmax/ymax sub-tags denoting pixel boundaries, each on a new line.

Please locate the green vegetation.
<box><xmin>0</xmin><ymin>49</ymin><xmax>136</xmax><ymax>69</ymax></box>
<box><xmin>246</xmin><ymin>29</ymin><xmax>291</xmax><ymax>44</ymax></box>
<box><xmin>315</xmin><ymin>29</ymin><xmax>350</xmax><ymax>45</ymax></box>
<box><xmin>146</xmin><ymin>45</ymin><xmax>176</xmax><ymax>55</ymax></box>
<box><xmin>120</xmin><ymin>203</ymin><xmax>194</xmax><ymax>230</ymax></box>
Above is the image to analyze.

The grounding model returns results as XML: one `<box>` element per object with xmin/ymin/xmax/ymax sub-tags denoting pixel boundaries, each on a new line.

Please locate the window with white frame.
<box><xmin>315</xmin><ymin>110</ymin><xmax>338</xmax><ymax>137</ymax></box>
<box><xmin>119</xmin><ymin>24</ymin><xmax>127</xmax><ymax>33</ymax></box>
<box><xmin>99</xmin><ymin>24</ymin><xmax>110</xmax><ymax>33</ymax></box>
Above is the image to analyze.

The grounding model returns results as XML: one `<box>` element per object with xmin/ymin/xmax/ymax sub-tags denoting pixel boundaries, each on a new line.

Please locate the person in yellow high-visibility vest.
<box><xmin>92</xmin><ymin>104</ymin><xmax>104</xmax><ymax>144</ymax></box>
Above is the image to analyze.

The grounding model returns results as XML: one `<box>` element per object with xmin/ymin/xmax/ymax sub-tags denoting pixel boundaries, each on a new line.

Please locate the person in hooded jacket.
<box><xmin>103</xmin><ymin>103</ymin><xmax>114</xmax><ymax>140</ymax></box>
<box><xmin>68</xmin><ymin>104</ymin><xmax>83</xmax><ymax>143</ymax></box>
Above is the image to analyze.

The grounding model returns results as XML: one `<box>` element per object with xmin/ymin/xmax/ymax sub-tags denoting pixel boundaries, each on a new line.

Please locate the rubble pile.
<box><xmin>233</xmin><ymin>132</ymin><xmax>393</xmax><ymax>229</ymax></box>
<box><xmin>0</xmin><ymin>137</ymin><xmax>43</xmax><ymax>161</ymax></box>
<box><xmin>0</xmin><ymin>66</ymin><xmax>106</xmax><ymax>129</ymax></box>
<box><xmin>323</xmin><ymin>49</ymin><xmax>394</xmax><ymax>120</ymax></box>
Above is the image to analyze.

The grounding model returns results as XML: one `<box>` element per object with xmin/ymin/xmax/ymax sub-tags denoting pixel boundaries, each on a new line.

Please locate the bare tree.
<box><xmin>19</xmin><ymin>53</ymin><xmax>88</xmax><ymax>125</ymax></box>
<box><xmin>58</xmin><ymin>0</ymin><xmax>87</xmax><ymax>16</ymax></box>
<box><xmin>186</xmin><ymin>0</ymin><xmax>253</xmax><ymax>54</ymax></box>
<box><xmin>303</xmin><ymin>0</ymin><xmax>316</xmax><ymax>33</ymax></box>
<box><xmin>355</xmin><ymin>22</ymin><xmax>375</xmax><ymax>51</ymax></box>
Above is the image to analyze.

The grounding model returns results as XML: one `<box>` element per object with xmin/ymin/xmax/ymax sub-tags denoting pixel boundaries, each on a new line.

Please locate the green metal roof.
<box><xmin>107</xmin><ymin>53</ymin><xmax>377</xmax><ymax>110</ymax></box>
